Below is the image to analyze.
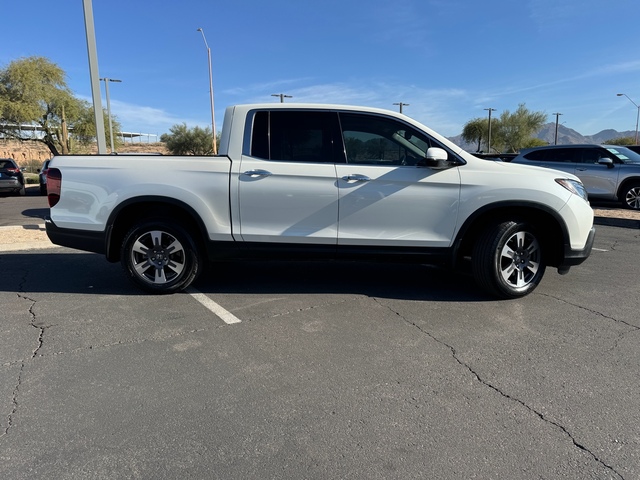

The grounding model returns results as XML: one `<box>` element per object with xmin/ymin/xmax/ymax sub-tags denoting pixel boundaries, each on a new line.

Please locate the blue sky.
<box><xmin>2</xmin><ymin>0</ymin><xmax>639</xmax><ymax>139</ymax></box>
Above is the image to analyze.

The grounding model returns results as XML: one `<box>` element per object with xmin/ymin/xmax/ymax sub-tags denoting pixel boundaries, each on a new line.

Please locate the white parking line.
<box><xmin>186</xmin><ymin>288</ymin><xmax>242</xmax><ymax>324</ymax></box>
<box><xmin>592</xmin><ymin>248</ymin><xmax>608</xmax><ymax>252</ymax></box>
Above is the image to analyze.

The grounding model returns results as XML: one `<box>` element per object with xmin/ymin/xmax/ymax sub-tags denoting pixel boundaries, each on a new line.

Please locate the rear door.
<box><xmin>234</xmin><ymin>110</ymin><xmax>341</xmax><ymax>244</ymax></box>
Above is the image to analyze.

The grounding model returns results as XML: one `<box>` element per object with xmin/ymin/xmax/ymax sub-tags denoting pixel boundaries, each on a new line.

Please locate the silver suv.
<box><xmin>512</xmin><ymin>144</ymin><xmax>640</xmax><ymax>209</ymax></box>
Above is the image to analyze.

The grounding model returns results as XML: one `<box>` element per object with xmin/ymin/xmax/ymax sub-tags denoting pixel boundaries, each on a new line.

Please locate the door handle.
<box><xmin>243</xmin><ymin>169</ymin><xmax>272</xmax><ymax>177</ymax></box>
<box><xmin>342</xmin><ymin>174</ymin><xmax>371</xmax><ymax>182</ymax></box>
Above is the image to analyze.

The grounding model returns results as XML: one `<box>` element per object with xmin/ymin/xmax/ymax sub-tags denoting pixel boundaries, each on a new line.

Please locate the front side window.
<box><xmin>250</xmin><ymin>110</ymin><xmax>340</xmax><ymax>163</ymax></box>
<box><xmin>579</xmin><ymin>148</ymin><xmax>606</xmax><ymax>164</ymax></box>
<box><xmin>339</xmin><ymin>113</ymin><xmax>443</xmax><ymax>166</ymax></box>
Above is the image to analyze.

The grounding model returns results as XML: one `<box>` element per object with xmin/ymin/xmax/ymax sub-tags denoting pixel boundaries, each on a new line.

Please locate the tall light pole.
<box><xmin>271</xmin><ymin>93</ymin><xmax>292</xmax><ymax>103</ymax></box>
<box><xmin>553</xmin><ymin>112</ymin><xmax>563</xmax><ymax>145</ymax></box>
<box><xmin>393</xmin><ymin>102</ymin><xmax>409</xmax><ymax>114</ymax></box>
<box><xmin>100</xmin><ymin>77</ymin><xmax>121</xmax><ymax>153</ymax></box>
<box><xmin>484</xmin><ymin>108</ymin><xmax>496</xmax><ymax>153</ymax></box>
<box><xmin>197</xmin><ymin>28</ymin><xmax>217</xmax><ymax>155</ymax></box>
<box><xmin>82</xmin><ymin>0</ymin><xmax>107</xmax><ymax>154</ymax></box>
<box><xmin>617</xmin><ymin>93</ymin><xmax>640</xmax><ymax>145</ymax></box>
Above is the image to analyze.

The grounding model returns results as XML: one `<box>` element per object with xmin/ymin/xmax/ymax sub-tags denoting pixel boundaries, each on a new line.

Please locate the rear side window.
<box><xmin>250</xmin><ymin>110</ymin><xmax>341</xmax><ymax>163</ymax></box>
<box><xmin>523</xmin><ymin>150</ymin><xmax>548</xmax><ymax>161</ymax></box>
<box><xmin>524</xmin><ymin>148</ymin><xmax>578</xmax><ymax>163</ymax></box>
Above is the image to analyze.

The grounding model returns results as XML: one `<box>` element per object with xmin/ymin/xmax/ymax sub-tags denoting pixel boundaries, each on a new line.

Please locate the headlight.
<box><xmin>555</xmin><ymin>178</ymin><xmax>588</xmax><ymax>202</ymax></box>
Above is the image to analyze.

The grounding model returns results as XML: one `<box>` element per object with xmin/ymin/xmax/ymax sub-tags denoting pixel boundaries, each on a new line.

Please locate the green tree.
<box><xmin>73</xmin><ymin>104</ymin><xmax>122</xmax><ymax>151</ymax></box>
<box><xmin>521</xmin><ymin>137</ymin><xmax>548</xmax><ymax>149</ymax></box>
<box><xmin>461</xmin><ymin>118</ymin><xmax>488</xmax><ymax>152</ymax></box>
<box><xmin>603</xmin><ymin>136</ymin><xmax>635</xmax><ymax>145</ymax></box>
<box><xmin>0</xmin><ymin>56</ymin><xmax>119</xmax><ymax>156</ymax></box>
<box><xmin>492</xmin><ymin>104</ymin><xmax>547</xmax><ymax>153</ymax></box>
<box><xmin>160</xmin><ymin>123</ymin><xmax>217</xmax><ymax>155</ymax></box>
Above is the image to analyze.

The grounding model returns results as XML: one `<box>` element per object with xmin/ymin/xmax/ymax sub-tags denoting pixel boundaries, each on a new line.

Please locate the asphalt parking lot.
<box><xmin>1</xmin><ymin>189</ymin><xmax>639</xmax><ymax>479</ymax></box>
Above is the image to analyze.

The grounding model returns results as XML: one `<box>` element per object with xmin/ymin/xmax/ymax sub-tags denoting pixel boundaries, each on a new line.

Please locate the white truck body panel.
<box><xmin>46</xmin><ymin>102</ymin><xmax>595</xmax><ymax>297</ymax></box>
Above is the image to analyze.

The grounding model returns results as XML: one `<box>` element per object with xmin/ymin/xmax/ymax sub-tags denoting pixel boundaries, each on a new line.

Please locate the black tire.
<box><xmin>120</xmin><ymin>219</ymin><xmax>201</xmax><ymax>294</ymax></box>
<box><xmin>472</xmin><ymin>220</ymin><xmax>546</xmax><ymax>299</ymax></box>
<box><xmin>621</xmin><ymin>182</ymin><xmax>640</xmax><ymax>210</ymax></box>
<box><xmin>40</xmin><ymin>184</ymin><xmax>47</xmax><ymax>196</ymax></box>
<box><xmin>17</xmin><ymin>184</ymin><xmax>26</xmax><ymax>196</ymax></box>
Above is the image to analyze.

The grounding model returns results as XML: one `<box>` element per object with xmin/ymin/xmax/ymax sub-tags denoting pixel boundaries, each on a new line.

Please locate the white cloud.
<box><xmin>109</xmin><ymin>100</ymin><xmax>203</xmax><ymax>133</ymax></box>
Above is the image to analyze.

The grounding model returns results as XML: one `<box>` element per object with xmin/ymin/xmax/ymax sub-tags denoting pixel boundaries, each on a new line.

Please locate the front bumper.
<box><xmin>559</xmin><ymin>226</ymin><xmax>595</xmax><ymax>269</ymax></box>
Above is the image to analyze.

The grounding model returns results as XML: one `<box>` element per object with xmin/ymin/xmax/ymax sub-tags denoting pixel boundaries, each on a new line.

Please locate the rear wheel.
<box><xmin>472</xmin><ymin>220</ymin><xmax>546</xmax><ymax>299</ymax></box>
<box><xmin>622</xmin><ymin>182</ymin><xmax>640</xmax><ymax>210</ymax></box>
<box><xmin>121</xmin><ymin>219</ymin><xmax>201</xmax><ymax>294</ymax></box>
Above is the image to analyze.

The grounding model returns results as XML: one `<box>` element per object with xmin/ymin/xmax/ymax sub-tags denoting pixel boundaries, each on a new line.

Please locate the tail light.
<box><xmin>47</xmin><ymin>168</ymin><xmax>62</xmax><ymax>207</ymax></box>
<box><xmin>6</xmin><ymin>167</ymin><xmax>20</xmax><ymax>174</ymax></box>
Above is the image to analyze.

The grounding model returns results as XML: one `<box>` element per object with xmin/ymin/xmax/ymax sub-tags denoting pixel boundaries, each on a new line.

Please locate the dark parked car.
<box><xmin>623</xmin><ymin>145</ymin><xmax>640</xmax><ymax>155</ymax></box>
<box><xmin>511</xmin><ymin>144</ymin><xmax>640</xmax><ymax>209</ymax></box>
<box><xmin>38</xmin><ymin>159</ymin><xmax>52</xmax><ymax>195</ymax></box>
<box><xmin>0</xmin><ymin>158</ymin><xmax>26</xmax><ymax>196</ymax></box>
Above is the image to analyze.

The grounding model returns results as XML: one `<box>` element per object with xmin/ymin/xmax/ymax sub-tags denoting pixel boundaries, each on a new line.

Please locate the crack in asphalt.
<box><xmin>44</xmin><ymin>326</ymin><xmax>217</xmax><ymax>358</ymax></box>
<box><xmin>539</xmin><ymin>292</ymin><xmax>640</xmax><ymax>357</ymax></box>
<box><xmin>539</xmin><ymin>293</ymin><xmax>640</xmax><ymax>331</ymax></box>
<box><xmin>2</xmin><ymin>293</ymin><xmax>43</xmax><ymax>438</ymax></box>
<box><xmin>375</xmin><ymin>298</ymin><xmax>624</xmax><ymax>480</ymax></box>
<box><xmin>265</xmin><ymin>297</ymin><xmax>357</xmax><ymax>320</ymax></box>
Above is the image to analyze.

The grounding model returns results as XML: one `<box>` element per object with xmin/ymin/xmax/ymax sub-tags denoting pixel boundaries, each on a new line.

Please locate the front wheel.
<box><xmin>621</xmin><ymin>182</ymin><xmax>640</xmax><ymax>210</ymax></box>
<box><xmin>472</xmin><ymin>221</ymin><xmax>546</xmax><ymax>299</ymax></box>
<box><xmin>121</xmin><ymin>219</ymin><xmax>201</xmax><ymax>294</ymax></box>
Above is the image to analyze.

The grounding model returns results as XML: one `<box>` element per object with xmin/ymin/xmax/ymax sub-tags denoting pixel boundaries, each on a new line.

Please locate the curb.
<box><xmin>0</xmin><ymin>224</ymin><xmax>55</xmax><ymax>252</ymax></box>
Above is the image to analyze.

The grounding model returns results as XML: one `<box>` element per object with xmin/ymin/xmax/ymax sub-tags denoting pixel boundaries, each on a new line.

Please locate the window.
<box><xmin>339</xmin><ymin>113</ymin><xmax>441</xmax><ymax>166</ymax></box>
<box><xmin>526</xmin><ymin>148</ymin><xmax>578</xmax><ymax>163</ymax></box>
<box><xmin>579</xmin><ymin>148</ymin><xmax>603</xmax><ymax>164</ymax></box>
<box><xmin>523</xmin><ymin>150</ymin><xmax>549</xmax><ymax>161</ymax></box>
<box><xmin>250</xmin><ymin>110</ymin><xmax>340</xmax><ymax>163</ymax></box>
<box><xmin>340</xmin><ymin>113</ymin><xmax>451</xmax><ymax>165</ymax></box>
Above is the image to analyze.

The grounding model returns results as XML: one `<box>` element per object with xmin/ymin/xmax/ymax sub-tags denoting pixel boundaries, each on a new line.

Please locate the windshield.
<box><xmin>605</xmin><ymin>147</ymin><xmax>640</xmax><ymax>164</ymax></box>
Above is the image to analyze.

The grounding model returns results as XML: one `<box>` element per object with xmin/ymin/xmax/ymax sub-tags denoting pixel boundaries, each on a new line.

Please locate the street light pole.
<box><xmin>617</xmin><ymin>93</ymin><xmax>640</xmax><ymax>145</ymax></box>
<box><xmin>553</xmin><ymin>112</ymin><xmax>562</xmax><ymax>145</ymax></box>
<box><xmin>393</xmin><ymin>102</ymin><xmax>409</xmax><ymax>114</ymax></box>
<box><xmin>271</xmin><ymin>94</ymin><xmax>292</xmax><ymax>103</ymax></box>
<box><xmin>197</xmin><ymin>28</ymin><xmax>217</xmax><ymax>155</ymax></box>
<box><xmin>82</xmin><ymin>0</ymin><xmax>107</xmax><ymax>154</ymax></box>
<box><xmin>100</xmin><ymin>77</ymin><xmax>121</xmax><ymax>153</ymax></box>
<box><xmin>484</xmin><ymin>108</ymin><xmax>496</xmax><ymax>153</ymax></box>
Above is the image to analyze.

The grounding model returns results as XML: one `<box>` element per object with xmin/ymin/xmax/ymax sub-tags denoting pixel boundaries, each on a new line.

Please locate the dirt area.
<box><xmin>592</xmin><ymin>206</ymin><xmax>640</xmax><ymax>220</ymax></box>
<box><xmin>0</xmin><ymin>139</ymin><xmax>168</xmax><ymax>171</ymax></box>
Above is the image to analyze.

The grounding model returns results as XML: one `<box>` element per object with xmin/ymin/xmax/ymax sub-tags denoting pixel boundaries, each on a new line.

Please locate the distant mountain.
<box><xmin>448</xmin><ymin>124</ymin><xmax>636</xmax><ymax>152</ymax></box>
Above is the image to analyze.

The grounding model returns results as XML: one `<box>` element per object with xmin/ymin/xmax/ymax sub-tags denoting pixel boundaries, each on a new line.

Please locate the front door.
<box><xmin>335</xmin><ymin>113</ymin><xmax>461</xmax><ymax>247</ymax></box>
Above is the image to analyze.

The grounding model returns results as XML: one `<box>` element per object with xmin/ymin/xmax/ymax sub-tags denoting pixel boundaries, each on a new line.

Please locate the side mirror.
<box><xmin>421</xmin><ymin>147</ymin><xmax>449</xmax><ymax>169</ymax></box>
<box><xmin>598</xmin><ymin>158</ymin><xmax>614</xmax><ymax>169</ymax></box>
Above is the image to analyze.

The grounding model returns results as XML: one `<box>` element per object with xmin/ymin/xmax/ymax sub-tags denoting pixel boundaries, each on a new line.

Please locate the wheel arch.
<box><xmin>616</xmin><ymin>176</ymin><xmax>640</xmax><ymax>203</ymax></box>
<box><xmin>453</xmin><ymin>201</ymin><xmax>568</xmax><ymax>268</ymax></box>
<box><xmin>105</xmin><ymin>196</ymin><xmax>209</xmax><ymax>263</ymax></box>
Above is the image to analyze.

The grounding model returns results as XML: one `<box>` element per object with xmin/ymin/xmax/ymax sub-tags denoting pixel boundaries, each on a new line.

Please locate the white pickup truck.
<box><xmin>45</xmin><ymin>103</ymin><xmax>595</xmax><ymax>298</ymax></box>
